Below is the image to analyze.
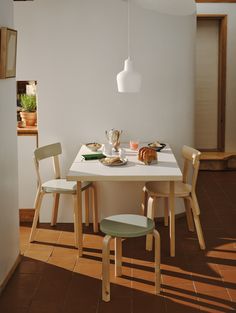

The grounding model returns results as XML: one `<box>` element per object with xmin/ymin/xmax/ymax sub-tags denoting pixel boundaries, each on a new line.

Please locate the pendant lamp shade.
<box><xmin>117</xmin><ymin>0</ymin><xmax>142</xmax><ymax>93</ymax></box>
<box><xmin>117</xmin><ymin>58</ymin><xmax>142</xmax><ymax>93</ymax></box>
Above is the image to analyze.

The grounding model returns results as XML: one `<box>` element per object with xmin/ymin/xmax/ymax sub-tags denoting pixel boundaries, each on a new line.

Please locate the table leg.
<box><xmin>169</xmin><ymin>181</ymin><xmax>175</xmax><ymax>257</ymax></box>
<box><xmin>77</xmin><ymin>181</ymin><xmax>83</xmax><ymax>257</ymax></box>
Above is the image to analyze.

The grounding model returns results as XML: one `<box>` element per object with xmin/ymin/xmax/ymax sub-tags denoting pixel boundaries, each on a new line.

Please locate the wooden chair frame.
<box><xmin>143</xmin><ymin>146</ymin><xmax>206</xmax><ymax>251</ymax></box>
<box><xmin>29</xmin><ymin>143</ymin><xmax>98</xmax><ymax>248</ymax></box>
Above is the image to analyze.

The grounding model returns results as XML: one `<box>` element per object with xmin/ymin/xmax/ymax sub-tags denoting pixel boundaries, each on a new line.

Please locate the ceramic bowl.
<box><xmin>85</xmin><ymin>142</ymin><xmax>102</xmax><ymax>152</ymax></box>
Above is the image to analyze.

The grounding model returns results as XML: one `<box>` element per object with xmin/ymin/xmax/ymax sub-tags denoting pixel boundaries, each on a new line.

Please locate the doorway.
<box><xmin>195</xmin><ymin>15</ymin><xmax>227</xmax><ymax>152</ymax></box>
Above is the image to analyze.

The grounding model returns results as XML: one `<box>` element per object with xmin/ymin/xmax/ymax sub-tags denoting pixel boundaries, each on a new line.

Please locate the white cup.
<box><xmin>103</xmin><ymin>143</ymin><xmax>112</xmax><ymax>156</ymax></box>
<box><xmin>119</xmin><ymin>148</ymin><xmax>126</xmax><ymax>159</ymax></box>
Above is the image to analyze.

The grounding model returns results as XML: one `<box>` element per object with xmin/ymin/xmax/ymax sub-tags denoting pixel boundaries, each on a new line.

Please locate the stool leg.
<box><xmin>153</xmin><ymin>229</ymin><xmax>161</xmax><ymax>294</ymax></box>
<box><xmin>102</xmin><ymin>235</ymin><xmax>112</xmax><ymax>302</ymax></box>
<box><xmin>146</xmin><ymin>196</ymin><xmax>156</xmax><ymax>251</ymax></box>
<box><xmin>115</xmin><ymin>237</ymin><xmax>122</xmax><ymax>277</ymax></box>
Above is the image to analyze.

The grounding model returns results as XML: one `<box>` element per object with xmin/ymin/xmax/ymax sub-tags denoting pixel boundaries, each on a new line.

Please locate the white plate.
<box><xmin>100</xmin><ymin>157</ymin><xmax>128</xmax><ymax>167</ymax></box>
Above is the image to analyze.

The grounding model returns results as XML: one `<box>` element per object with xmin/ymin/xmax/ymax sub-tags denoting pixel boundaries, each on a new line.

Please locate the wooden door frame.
<box><xmin>197</xmin><ymin>14</ymin><xmax>227</xmax><ymax>152</ymax></box>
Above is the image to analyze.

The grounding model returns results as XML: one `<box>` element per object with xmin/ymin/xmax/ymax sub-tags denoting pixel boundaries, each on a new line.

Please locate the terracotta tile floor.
<box><xmin>0</xmin><ymin>171</ymin><xmax>236</xmax><ymax>312</ymax></box>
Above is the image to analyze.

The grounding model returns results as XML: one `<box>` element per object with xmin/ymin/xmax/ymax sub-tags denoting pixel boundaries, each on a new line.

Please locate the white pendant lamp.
<box><xmin>117</xmin><ymin>0</ymin><xmax>142</xmax><ymax>93</ymax></box>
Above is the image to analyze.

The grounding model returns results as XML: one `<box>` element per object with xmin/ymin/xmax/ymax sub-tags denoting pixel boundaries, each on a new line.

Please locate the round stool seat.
<box><xmin>100</xmin><ymin>214</ymin><xmax>155</xmax><ymax>238</ymax></box>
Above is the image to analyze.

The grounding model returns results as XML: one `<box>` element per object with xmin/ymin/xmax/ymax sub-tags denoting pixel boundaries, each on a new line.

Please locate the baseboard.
<box><xmin>19</xmin><ymin>209</ymin><xmax>35</xmax><ymax>223</ymax></box>
<box><xmin>0</xmin><ymin>254</ymin><xmax>22</xmax><ymax>295</ymax></box>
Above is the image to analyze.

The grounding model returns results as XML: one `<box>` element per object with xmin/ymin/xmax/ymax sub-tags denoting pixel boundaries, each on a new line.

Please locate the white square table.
<box><xmin>67</xmin><ymin>143</ymin><xmax>182</xmax><ymax>257</ymax></box>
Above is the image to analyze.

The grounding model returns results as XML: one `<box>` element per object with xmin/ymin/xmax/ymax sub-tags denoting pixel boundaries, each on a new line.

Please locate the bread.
<box><xmin>104</xmin><ymin>157</ymin><xmax>122</xmax><ymax>165</ymax></box>
<box><xmin>138</xmin><ymin>147</ymin><xmax>157</xmax><ymax>165</ymax></box>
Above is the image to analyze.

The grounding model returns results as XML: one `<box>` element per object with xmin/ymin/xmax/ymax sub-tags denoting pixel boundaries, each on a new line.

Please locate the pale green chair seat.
<box><xmin>42</xmin><ymin>179</ymin><xmax>91</xmax><ymax>194</ymax></box>
<box><xmin>101</xmin><ymin>214</ymin><xmax>161</xmax><ymax>302</ymax></box>
<box><xmin>100</xmin><ymin>214</ymin><xmax>154</xmax><ymax>238</ymax></box>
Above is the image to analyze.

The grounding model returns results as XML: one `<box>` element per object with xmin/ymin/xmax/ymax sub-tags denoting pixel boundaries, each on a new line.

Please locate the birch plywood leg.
<box><xmin>184</xmin><ymin>198</ymin><xmax>194</xmax><ymax>232</ymax></box>
<box><xmin>76</xmin><ymin>181</ymin><xmax>83</xmax><ymax>257</ymax></box>
<box><xmin>164</xmin><ymin>198</ymin><xmax>169</xmax><ymax>226</ymax></box>
<box><xmin>141</xmin><ymin>186</ymin><xmax>148</xmax><ymax>216</ymax></box>
<box><xmin>169</xmin><ymin>181</ymin><xmax>175</xmax><ymax>257</ymax></box>
<box><xmin>73</xmin><ymin>195</ymin><xmax>79</xmax><ymax>249</ymax></box>
<box><xmin>84</xmin><ymin>188</ymin><xmax>89</xmax><ymax>227</ymax></box>
<box><xmin>146</xmin><ymin>196</ymin><xmax>155</xmax><ymax>251</ymax></box>
<box><xmin>190</xmin><ymin>197</ymin><xmax>206</xmax><ymax>250</ymax></box>
<box><xmin>29</xmin><ymin>191</ymin><xmax>44</xmax><ymax>242</ymax></box>
<box><xmin>115</xmin><ymin>237</ymin><xmax>122</xmax><ymax>277</ymax></box>
<box><xmin>102</xmin><ymin>235</ymin><xmax>112</xmax><ymax>302</ymax></box>
<box><xmin>153</xmin><ymin>229</ymin><xmax>161</xmax><ymax>294</ymax></box>
<box><xmin>91</xmin><ymin>184</ymin><xmax>98</xmax><ymax>233</ymax></box>
<box><xmin>51</xmin><ymin>193</ymin><xmax>60</xmax><ymax>226</ymax></box>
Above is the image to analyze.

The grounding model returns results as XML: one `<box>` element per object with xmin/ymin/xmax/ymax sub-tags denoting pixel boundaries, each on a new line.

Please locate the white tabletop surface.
<box><xmin>67</xmin><ymin>143</ymin><xmax>182</xmax><ymax>182</ymax></box>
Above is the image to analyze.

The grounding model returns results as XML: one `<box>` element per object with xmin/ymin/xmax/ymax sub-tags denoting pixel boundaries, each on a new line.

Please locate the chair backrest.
<box><xmin>182</xmin><ymin>145</ymin><xmax>201</xmax><ymax>193</ymax></box>
<box><xmin>34</xmin><ymin>143</ymin><xmax>62</xmax><ymax>187</ymax></box>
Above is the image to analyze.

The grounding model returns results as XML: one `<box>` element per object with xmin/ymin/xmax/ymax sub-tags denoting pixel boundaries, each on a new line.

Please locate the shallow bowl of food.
<box><xmin>148</xmin><ymin>141</ymin><xmax>166</xmax><ymax>151</ymax></box>
<box><xmin>85</xmin><ymin>142</ymin><xmax>102</xmax><ymax>152</ymax></box>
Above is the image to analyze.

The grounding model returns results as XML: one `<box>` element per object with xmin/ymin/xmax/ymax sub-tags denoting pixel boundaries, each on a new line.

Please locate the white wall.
<box><xmin>197</xmin><ymin>3</ymin><xmax>236</xmax><ymax>151</ymax></box>
<box><xmin>14</xmin><ymin>0</ymin><xmax>196</xmax><ymax>222</ymax></box>
<box><xmin>0</xmin><ymin>0</ymin><xmax>19</xmax><ymax>287</ymax></box>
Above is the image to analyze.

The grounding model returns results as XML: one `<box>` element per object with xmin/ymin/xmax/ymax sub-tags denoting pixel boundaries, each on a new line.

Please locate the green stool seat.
<box><xmin>100</xmin><ymin>214</ymin><xmax>155</xmax><ymax>238</ymax></box>
<box><xmin>101</xmin><ymin>214</ymin><xmax>161</xmax><ymax>302</ymax></box>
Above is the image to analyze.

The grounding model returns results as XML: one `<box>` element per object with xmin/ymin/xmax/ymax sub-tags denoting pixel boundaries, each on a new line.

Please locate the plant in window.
<box><xmin>20</xmin><ymin>94</ymin><xmax>37</xmax><ymax>112</ymax></box>
<box><xmin>20</xmin><ymin>94</ymin><xmax>37</xmax><ymax>127</ymax></box>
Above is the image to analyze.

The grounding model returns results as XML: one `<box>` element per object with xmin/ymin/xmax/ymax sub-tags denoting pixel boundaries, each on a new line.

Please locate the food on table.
<box><xmin>138</xmin><ymin>147</ymin><xmax>157</xmax><ymax>165</ymax></box>
<box><xmin>103</xmin><ymin>157</ymin><xmax>123</xmax><ymax>165</ymax></box>
<box><xmin>149</xmin><ymin>141</ymin><xmax>162</xmax><ymax>148</ymax></box>
<box><xmin>86</xmin><ymin>142</ymin><xmax>102</xmax><ymax>151</ymax></box>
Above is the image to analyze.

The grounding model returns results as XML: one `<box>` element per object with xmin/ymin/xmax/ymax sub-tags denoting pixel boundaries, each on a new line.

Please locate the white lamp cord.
<box><xmin>127</xmin><ymin>0</ymin><xmax>130</xmax><ymax>59</ymax></box>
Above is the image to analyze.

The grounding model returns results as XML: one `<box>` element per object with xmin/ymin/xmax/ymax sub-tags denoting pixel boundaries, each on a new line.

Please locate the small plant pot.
<box><xmin>20</xmin><ymin>111</ymin><xmax>37</xmax><ymax>126</ymax></box>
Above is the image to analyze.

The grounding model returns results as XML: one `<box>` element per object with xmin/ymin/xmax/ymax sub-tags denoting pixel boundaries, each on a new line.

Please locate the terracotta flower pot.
<box><xmin>20</xmin><ymin>111</ymin><xmax>37</xmax><ymax>126</ymax></box>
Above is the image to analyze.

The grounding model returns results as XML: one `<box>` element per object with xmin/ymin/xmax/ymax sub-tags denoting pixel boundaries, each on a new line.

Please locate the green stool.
<box><xmin>100</xmin><ymin>214</ymin><xmax>161</xmax><ymax>302</ymax></box>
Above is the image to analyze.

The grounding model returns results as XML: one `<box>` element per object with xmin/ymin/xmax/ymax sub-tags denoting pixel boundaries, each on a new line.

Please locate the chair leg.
<box><xmin>102</xmin><ymin>235</ymin><xmax>112</xmax><ymax>302</ymax></box>
<box><xmin>115</xmin><ymin>237</ymin><xmax>122</xmax><ymax>277</ymax></box>
<box><xmin>164</xmin><ymin>198</ymin><xmax>169</xmax><ymax>226</ymax></box>
<box><xmin>141</xmin><ymin>185</ymin><xmax>148</xmax><ymax>216</ymax></box>
<box><xmin>51</xmin><ymin>193</ymin><xmax>60</xmax><ymax>226</ymax></box>
<box><xmin>189</xmin><ymin>197</ymin><xmax>206</xmax><ymax>250</ymax></box>
<box><xmin>84</xmin><ymin>188</ymin><xmax>90</xmax><ymax>227</ymax></box>
<box><xmin>29</xmin><ymin>191</ymin><xmax>44</xmax><ymax>243</ymax></box>
<box><xmin>146</xmin><ymin>196</ymin><xmax>156</xmax><ymax>251</ymax></box>
<box><xmin>91</xmin><ymin>184</ymin><xmax>98</xmax><ymax>233</ymax></box>
<box><xmin>184</xmin><ymin>198</ymin><xmax>194</xmax><ymax>232</ymax></box>
<box><xmin>153</xmin><ymin>229</ymin><xmax>161</xmax><ymax>294</ymax></box>
<box><xmin>73</xmin><ymin>195</ymin><xmax>79</xmax><ymax>248</ymax></box>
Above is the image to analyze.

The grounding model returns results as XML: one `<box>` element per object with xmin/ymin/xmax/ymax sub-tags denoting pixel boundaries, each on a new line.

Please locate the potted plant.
<box><xmin>20</xmin><ymin>94</ymin><xmax>37</xmax><ymax>126</ymax></box>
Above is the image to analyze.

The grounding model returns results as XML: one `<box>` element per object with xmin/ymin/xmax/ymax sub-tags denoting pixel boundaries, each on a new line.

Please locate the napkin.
<box><xmin>82</xmin><ymin>153</ymin><xmax>105</xmax><ymax>160</ymax></box>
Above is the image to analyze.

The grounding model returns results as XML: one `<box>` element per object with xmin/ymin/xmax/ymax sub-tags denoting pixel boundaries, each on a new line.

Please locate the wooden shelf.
<box><xmin>17</xmin><ymin>126</ymin><xmax>38</xmax><ymax>136</ymax></box>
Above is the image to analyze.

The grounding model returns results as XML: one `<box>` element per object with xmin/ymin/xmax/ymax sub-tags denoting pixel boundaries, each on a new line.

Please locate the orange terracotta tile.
<box><xmin>57</xmin><ymin>231</ymin><xmax>75</xmax><ymax>246</ymax></box>
<box><xmin>197</xmin><ymin>289</ymin><xmax>234</xmax><ymax>312</ymax></box>
<box><xmin>35</xmin><ymin>229</ymin><xmax>61</xmax><ymax>243</ymax></box>
<box><xmin>74</xmin><ymin>257</ymin><xmax>102</xmax><ymax>279</ymax></box>
<box><xmin>47</xmin><ymin>255</ymin><xmax>77</xmax><ymax>271</ymax></box>
<box><xmin>131</xmin><ymin>267</ymin><xmax>156</xmax><ymax>295</ymax></box>
<box><xmin>24</xmin><ymin>249</ymin><xmax>52</xmax><ymax>262</ymax></box>
<box><xmin>51</xmin><ymin>246</ymin><xmax>78</xmax><ymax>257</ymax></box>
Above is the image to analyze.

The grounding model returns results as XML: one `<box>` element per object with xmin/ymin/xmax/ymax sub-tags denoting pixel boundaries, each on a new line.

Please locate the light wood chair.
<box><xmin>143</xmin><ymin>145</ymin><xmax>205</xmax><ymax>251</ymax></box>
<box><xmin>29</xmin><ymin>142</ymin><xmax>98</xmax><ymax>247</ymax></box>
<box><xmin>100</xmin><ymin>214</ymin><xmax>161</xmax><ymax>302</ymax></box>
